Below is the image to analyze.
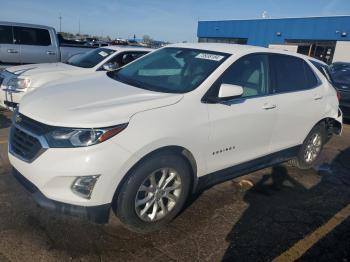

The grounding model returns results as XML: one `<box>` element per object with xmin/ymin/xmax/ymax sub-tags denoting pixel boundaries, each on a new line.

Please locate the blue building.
<box><xmin>197</xmin><ymin>16</ymin><xmax>350</xmax><ymax>63</ymax></box>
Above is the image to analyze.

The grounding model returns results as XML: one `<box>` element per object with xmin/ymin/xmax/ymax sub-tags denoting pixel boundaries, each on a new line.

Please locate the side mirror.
<box><xmin>218</xmin><ymin>84</ymin><xmax>243</xmax><ymax>100</ymax></box>
<box><xmin>102</xmin><ymin>62</ymin><xmax>119</xmax><ymax>71</ymax></box>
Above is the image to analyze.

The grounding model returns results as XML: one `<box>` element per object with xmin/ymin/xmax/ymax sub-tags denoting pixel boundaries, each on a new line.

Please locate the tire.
<box><xmin>114</xmin><ymin>152</ymin><xmax>191</xmax><ymax>233</ymax></box>
<box><xmin>288</xmin><ymin>123</ymin><xmax>326</xmax><ymax>170</ymax></box>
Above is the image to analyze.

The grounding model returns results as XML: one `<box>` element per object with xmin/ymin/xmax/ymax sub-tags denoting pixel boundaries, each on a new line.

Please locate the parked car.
<box><xmin>0</xmin><ymin>21</ymin><xmax>95</xmax><ymax>65</ymax></box>
<box><xmin>0</xmin><ymin>46</ymin><xmax>151</xmax><ymax>109</ymax></box>
<box><xmin>9</xmin><ymin>43</ymin><xmax>342</xmax><ymax>233</ymax></box>
<box><xmin>330</xmin><ymin>62</ymin><xmax>350</xmax><ymax>119</ymax></box>
<box><xmin>330</xmin><ymin>61</ymin><xmax>350</xmax><ymax>72</ymax></box>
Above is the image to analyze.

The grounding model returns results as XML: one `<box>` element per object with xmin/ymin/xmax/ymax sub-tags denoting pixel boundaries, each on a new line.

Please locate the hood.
<box><xmin>19</xmin><ymin>74</ymin><xmax>183</xmax><ymax>128</ymax></box>
<box><xmin>6</xmin><ymin>63</ymin><xmax>80</xmax><ymax>77</ymax></box>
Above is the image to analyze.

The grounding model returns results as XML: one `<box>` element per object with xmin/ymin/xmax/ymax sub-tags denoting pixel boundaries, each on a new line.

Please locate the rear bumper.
<box><xmin>12</xmin><ymin>168</ymin><xmax>111</xmax><ymax>224</ymax></box>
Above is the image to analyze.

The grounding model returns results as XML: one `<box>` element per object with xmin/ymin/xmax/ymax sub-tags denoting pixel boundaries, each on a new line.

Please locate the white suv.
<box><xmin>8</xmin><ymin>43</ymin><xmax>342</xmax><ymax>233</ymax></box>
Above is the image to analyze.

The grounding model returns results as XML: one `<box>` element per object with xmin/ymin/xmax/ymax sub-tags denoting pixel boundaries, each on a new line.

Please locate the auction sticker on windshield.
<box><xmin>99</xmin><ymin>51</ymin><xmax>109</xmax><ymax>57</ymax></box>
<box><xmin>195</xmin><ymin>53</ymin><xmax>224</xmax><ymax>61</ymax></box>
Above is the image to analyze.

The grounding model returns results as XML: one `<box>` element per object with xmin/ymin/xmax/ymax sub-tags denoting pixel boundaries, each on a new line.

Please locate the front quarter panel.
<box><xmin>111</xmin><ymin>95</ymin><xmax>210</xmax><ymax>179</ymax></box>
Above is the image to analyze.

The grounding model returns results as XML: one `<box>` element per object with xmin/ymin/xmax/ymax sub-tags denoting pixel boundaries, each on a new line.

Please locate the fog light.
<box><xmin>71</xmin><ymin>175</ymin><xmax>100</xmax><ymax>199</ymax></box>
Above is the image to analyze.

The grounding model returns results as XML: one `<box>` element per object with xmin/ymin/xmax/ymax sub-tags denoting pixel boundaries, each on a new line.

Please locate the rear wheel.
<box><xmin>115</xmin><ymin>153</ymin><xmax>191</xmax><ymax>233</ymax></box>
<box><xmin>289</xmin><ymin>123</ymin><xmax>326</xmax><ymax>170</ymax></box>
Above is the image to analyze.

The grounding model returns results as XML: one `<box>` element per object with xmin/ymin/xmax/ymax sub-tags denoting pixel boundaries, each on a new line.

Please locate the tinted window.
<box><xmin>207</xmin><ymin>54</ymin><xmax>270</xmax><ymax>98</ymax></box>
<box><xmin>15</xmin><ymin>27</ymin><xmax>51</xmax><ymax>46</ymax></box>
<box><xmin>0</xmin><ymin>26</ymin><xmax>13</xmax><ymax>44</ymax></box>
<box><xmin>271</xmin><ymin>54</ymin><xmax>318</xmax><ymax>93</ymax></box>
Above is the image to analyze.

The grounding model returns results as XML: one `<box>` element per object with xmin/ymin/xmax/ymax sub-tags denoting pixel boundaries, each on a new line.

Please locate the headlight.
<box><xmin>7</xmin><ymin>77</ymin><xmax>31</xmax><ymax>90</ymax></box>
<box><xmin>45</xmin><ymin>124</ymin><xmax>128</xmax><ymax>148</ymax></box>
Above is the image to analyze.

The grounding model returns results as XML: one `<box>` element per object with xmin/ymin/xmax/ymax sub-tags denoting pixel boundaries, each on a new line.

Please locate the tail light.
<box><xmin>337</xmin><ymin>90</ymin><xmax>341</xmax><ymax>101</ymax></box>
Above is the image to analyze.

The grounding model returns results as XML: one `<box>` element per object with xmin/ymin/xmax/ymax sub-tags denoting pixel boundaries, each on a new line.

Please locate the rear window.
<box><xmin>0</xmin><ymin>25</ymin><xmax>13</xmax><ymax>44</ymax></box>
<box><xmin>271</xmin><ymin>54</ymin><xmax>319</xmax><ymax>93</ymax></box>
<box><xmin>14</xmin><ymin>27</ymin><xmax>51</xmax><ymax>46</ymax></box>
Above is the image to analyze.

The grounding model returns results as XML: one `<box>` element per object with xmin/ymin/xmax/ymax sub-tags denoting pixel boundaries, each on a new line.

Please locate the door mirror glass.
<box><xmin>102</xmin><ymin>62</ymin><xmax>119</xmax><ymax>71</ymax></box>
<box><xmin>218</xmin><ymin>84</ymin><xmax>243</xmax><ymax>100</ymax></box>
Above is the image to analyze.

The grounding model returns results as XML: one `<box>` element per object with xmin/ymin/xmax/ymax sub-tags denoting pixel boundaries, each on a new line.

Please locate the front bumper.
<box><xmin>12</xmin><ymin>168</ymin><xmax>110</xmax><ymax>224</ymax></box>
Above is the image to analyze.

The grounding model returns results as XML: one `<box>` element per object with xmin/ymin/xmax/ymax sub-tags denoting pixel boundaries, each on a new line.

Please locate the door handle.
<box><xmin>262</xmin><ymin>103</ymin><xmax>277</xmax><ymax>110</ymax></box>
<box><xmin>46</xmin><ymin>51</ymin><xmax>56</xmax><ymax>55</ymax></box>
<box><xmin>7</xmin><ymin>49</ymin><xmax>18</xmax><ymax>54</ymax></box>
<box><xmin>313</xmin><ymin>94</ymin><xmax>323</xmax><ymax>100</ymax></box>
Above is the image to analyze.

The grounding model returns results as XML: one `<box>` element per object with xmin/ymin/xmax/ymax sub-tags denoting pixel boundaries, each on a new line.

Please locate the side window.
<box><xmin>0</xmin><ymin>26</ymin><xmax>13</xmax><ymax>44</ymax></box>
<box><xmin>208</xmin><ymin>54</ymin><xmax>270</xmax><ymax>98</ymax></box>
<box><xmin>304</xmin><ymin>62</ymin><xmax>320</xmax><ymax>87</ymax></box>
<box><xmin>107</xmin><ymin>52</ymin><xmax>148</xmax><ymax>68</ymax></box>
<box><xmin>271</xmin><ymin>54</ymin><xmax>318</xmax><ymax>93</ymax></box>
<box><xmin>121</xmin><ymin>52</ymin><xmax>138</xmax><ymax>66</ymax></box>
<box><xmin>14</xmin><ymin>27</ymin><xmax>51</xmax><ymax>46</ymax></box>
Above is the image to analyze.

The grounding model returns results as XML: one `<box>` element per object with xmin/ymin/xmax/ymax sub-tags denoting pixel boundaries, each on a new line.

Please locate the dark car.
<box><xmin>330</xmin><ymin>62</ymin><xmax>350</xmax><ymax>72</ymax></box>
<box><xmin>330</xmin><ymin>62</ymin><xmax>350</xmax><ymax>119</ymax></box>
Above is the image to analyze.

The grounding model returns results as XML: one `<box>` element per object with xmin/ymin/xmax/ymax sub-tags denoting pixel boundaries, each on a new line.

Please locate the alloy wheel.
<box><xmin>134</xmin><ymin>168</ymin><xmax>182</xmax><ymax>222</ymax></box>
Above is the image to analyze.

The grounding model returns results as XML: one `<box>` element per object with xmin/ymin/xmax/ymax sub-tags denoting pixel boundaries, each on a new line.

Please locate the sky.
<box><xmin>1</xmin><ymin>0</ymin><xmax>350</xmax><ymax>42</ymax></box>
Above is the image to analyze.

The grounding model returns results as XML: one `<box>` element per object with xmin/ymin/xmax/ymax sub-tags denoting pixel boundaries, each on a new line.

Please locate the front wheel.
<box><xmin>114</xmin><ymin>153</ymin><xmax>191</xmax><ymax>233</ymax></box>
<box><xmin>289</xmin><ymin>123</ymin><xmax>326</xmax><ymax>170</ymax></box>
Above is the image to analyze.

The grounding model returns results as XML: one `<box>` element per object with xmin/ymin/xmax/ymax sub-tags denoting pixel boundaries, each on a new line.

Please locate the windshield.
<box><xmin>109</xmin><ymin>47</ymin><xmax>229</xmax><ymax>93</ymax></box>
<box><xmin>66</xmin><ymin>48</ymin><xmax>115</xmax><ymax>68</ymax></box>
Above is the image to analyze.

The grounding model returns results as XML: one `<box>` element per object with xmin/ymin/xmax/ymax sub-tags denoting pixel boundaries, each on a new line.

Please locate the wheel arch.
<box><xmin>316</xmin><ymin>116</ymin><xmax>342</xmax><ymax>136</ymax></box>
<box><xmin>111</xmin><ymin>145</ymin><xmax>198</xmax><ymax>211</ymax></box>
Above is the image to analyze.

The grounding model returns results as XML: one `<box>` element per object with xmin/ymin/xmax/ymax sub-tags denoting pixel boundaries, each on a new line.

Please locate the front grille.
<box><xmin>10</xmin><ymin>126</ymin><xmax>43</xmax><ymax>162</ymax></box>
<box><xmin>16</xmin><ymin>114</ymin><xmax>52</xmax><ymax>135</ymax></box>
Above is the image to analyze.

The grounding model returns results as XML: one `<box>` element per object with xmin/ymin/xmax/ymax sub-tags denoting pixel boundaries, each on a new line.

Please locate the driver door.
<box><xmin>205</xmin><ymin>53</ymin><xmax>277</xmax><ymax>173</ymax></box>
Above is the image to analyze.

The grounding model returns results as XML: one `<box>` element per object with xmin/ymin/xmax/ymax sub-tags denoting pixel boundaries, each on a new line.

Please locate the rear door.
<box><xmin>14</xmin><ymin>26</ymin><xmax>58</xmax><ymax>63</ymax></box>
<box><xmin>0</xmin><ymin>25</ymin><xmax>20</xmax><ymax>64</ymax></box>
<box><xmin>268</xmin><ymin>54</ymin><xmax>325</xmax><ymax>152</ymax></box>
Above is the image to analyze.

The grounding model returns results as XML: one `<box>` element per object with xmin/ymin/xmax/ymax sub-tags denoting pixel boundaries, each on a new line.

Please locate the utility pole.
<box><xmin>58</xmin><ymin>14</ymin><xmax>62</xmax><ymax>32</ymax></box>
<box><xmin>78</xmin><ymin>19</ymin><xmax>80</xmax><ymax>35</ymax></box>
